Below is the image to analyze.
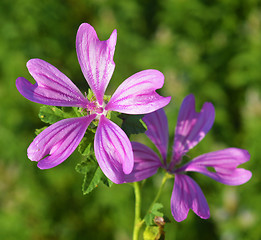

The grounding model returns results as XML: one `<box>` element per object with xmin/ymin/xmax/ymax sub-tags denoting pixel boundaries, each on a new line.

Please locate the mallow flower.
<box><xmin>124</xmin><ymin>94</ymin><xmax>252</xmax><ymax>221</ymax></box>
<box><xmin>16</xmin><ymin>23</ymin><xmax>171</xmax><ymax>184</ymax></box>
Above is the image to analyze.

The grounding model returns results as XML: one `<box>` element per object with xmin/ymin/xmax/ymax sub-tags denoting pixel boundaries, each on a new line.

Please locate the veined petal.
<box><xmin>76</xmin><ymin>23</ymin><xmax>116</xmax><ymax>105</ymax></box>
<box><xmin>28</xmin><ymin>115</ymin><xmax>96</xmax><ymax>169</ymax></box>
<box><xmin>179</xmin><ymin>148</ymin><xmax>252</xmax><ymax>185</ymax></box>
<box><xmin>143</xmin><ymin>108</ymin><xmax>169</xmax><ymax>164</ymax></box>
<box><xmin>105</xmin><ymin>70</ymin><xmax>171</xmax><ymax>114</ymax></box>
<box><xmin>94</xmin><ymin>116</ymin><xmax>133</xmax><ymax>184</ymax></box>
<box><xmin>171</xmin><ymin>174</ymin><xmax>210</xmax><ymax>222</ymax></box>
<box><xmin>124</xmin><ymin>142</ymin><xmax>162</xmax><ymax>183</ymax></box>
<box><xmin>16</xmin><ymin>59</ymin><xmax>88</xmax><ymax>107</ymax></box>
<box><xmin>172</xmin><ymin>94</ymin><xmax>215</xmax><ymax>165</ymax></box>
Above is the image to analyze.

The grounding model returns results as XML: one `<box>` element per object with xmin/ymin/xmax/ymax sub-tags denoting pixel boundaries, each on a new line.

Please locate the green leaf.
<box><xmin>82</xmin><ymin>164</ymin><xmax>103</xmax><ymax>194</ymax></box>
<box><xmin>103</xmin><ymin>94</ymin><xmax>111</xmax><ymax>103</ymax></box>
<box><xmin>75</xmin><ymin>160</ymin><xmax>102</xmax><ymax>194</ymax></box>
<box><xmin>75</xmin><ymin>159</ymin><xmax>113</xmax><ymax>195</ymax></box>
<box><xmin>38</xmin><ymin>106</ymin><xmax>77</xmax><ymax>124</ymax></box>
<box><xmin>62</xmin><ymin>106</ymin><xmax>81</xmax><ymax>118</ymax></box>
<box><xmin>38</xmin><ymin>106</ymin><xmax>65</xmax><ymax>124</ymax></box>
<box><xmin>118</xmin><ymin>114</ymin><xmax>147</xmax><ymax>137</ymax></box>
<box><xmin>78</xmin><ymin>131</ymin><xmax>95</xmax><ymax>156</ymax></box>
<box><xmin>35</xmin><ymin>126</ymin><xmax>48</xmax><ymax>135</ymax></box>
<box><xmin>106</xmin><ymin>110</ymin><xmax>117</xmax><ymax>122</ymax></box>
<box><xmin>86</xmin><ymin>88</ymin><xmax>94</xmax><ymax>101</ymax></box>
<box><xmin>87</xmin><ymin>88</ymin><xmax>111</xmax><ymax>103</ymax></box>
<box><xmin>144</xmin><ymin>203</ymin><xmax>164</xmax><ymax>226</ymax></box>
<box><xmin>101</xmin><ymin>175</ymin><xmax>113</xmax><ymax>187</ymax></box>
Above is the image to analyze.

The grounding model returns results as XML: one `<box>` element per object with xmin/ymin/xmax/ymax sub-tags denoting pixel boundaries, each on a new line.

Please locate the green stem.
<box><xmin>132</xmin><ymin>173</ymin><xmax>172</xmax><ymax>240</ymax></box>
<box><xmin>133</xmin><ymin>182</ymin><xmax>142</xmax><ymax>240</ymax></box>
<box><xmin>149</xmin><ymin>173</ymin><xmax>169</xmax><ymax>211</ymax></box>
<box><xmin>141</xmin><ymin>172</ymin><xmax>171</xmax><ymax>226</ymax></box>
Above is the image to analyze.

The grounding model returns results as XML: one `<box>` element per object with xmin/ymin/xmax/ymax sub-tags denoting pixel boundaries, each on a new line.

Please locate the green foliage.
<box><xmin>78</xmin><ymin>132</ymin><xmax>95</xmax><ymax>156</ymax></box>
<box><xmin>75</xmin><ymin>159</ymin><xmax>113</xmax><ymax>195</ymax></box>
<box><xmin>76</xmin><ymin>130</ymin><xmax>114</xmax><ymax>194</ymax></box>
<box><xmin>35</xmin><ymin>126</ymin><xmax>47</xmax><ymax>135</ymax></box>
<box><xmin>118</xmin><ymin>114</ymin><xmax>147</xmax><ymax>137</ymax></box>
<box><xmin>38</xmin><ymin>105</ymin><xmax>79</xmax><ymax>124</ymax></box>
<box><xmin>86</xmin><ymin>88</ymin><xmax>95</xmax><ymax>101</ymax></box>
<box><xmin>144</xmin><ymin>203</ymin><xmax>164</xmax><ymax>226</ymax></box>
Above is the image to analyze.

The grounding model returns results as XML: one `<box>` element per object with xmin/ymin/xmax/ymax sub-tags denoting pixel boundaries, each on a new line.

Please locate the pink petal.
<box><xmin>171</xmin><ymin>174</ymin><xmax>210</xmax><ymax>222</ymax></box>
<box><xmin>76</xmin><ymin>23</ymin><xmax>116</xmax><ymax>105</ymax></box>
<box><xmin>16</xmin><ymin>59</ymin><xmax>88</xmax><ymax>107</ymax></box>
<box><xmin>172</xmin><ymin>94</ymin><xmax>215</xmax><ymax>165</ymax></box>
<box><xmin>28</xmin><ymin>115</ymin><xmax>96</xmax><ymax>169</ymax></box>
<box><xmin>124</xmin><ymin>142</ymin><xmax>162</xmax><ymax>183</ymax></box>
<box><xmin>94</xmin><ymin>116</ymin><xmax>133</xmax><ymax>184</ymax></box>
<box><xmin>179</xmin><ymin>148</ymin><xmax>252</xmax><ymax>185</ymax></box>
<box><xmin>143</xmin><ymin>108</ymin><xmax>169</xmax><ymax>163</ymax></box>
<box><xmin>105</xmin><ymin>70</ymin><xmax>171</xmax><ymax>114</ymax></box>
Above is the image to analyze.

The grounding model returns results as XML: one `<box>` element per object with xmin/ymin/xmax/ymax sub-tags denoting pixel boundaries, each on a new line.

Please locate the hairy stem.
<box><xmin>133</xmin><ymin>182</ymin><xmax>143</xmax><ymax>240</ymax></box>
<box><xmin>132</xmin><ymin>173</ymin><xmax>172</xmax><ymax>239</ymax></box>
<box><xmin>147</xmin><ymin>173</ymin><xmax>170</xmax><ymax>215</ymax></box>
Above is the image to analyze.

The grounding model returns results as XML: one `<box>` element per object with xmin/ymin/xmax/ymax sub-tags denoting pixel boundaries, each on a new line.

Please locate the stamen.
<box><xmin>96</xmin><ymin>107</ymin><xmax>103</xmax><ymax>114</ymax></box>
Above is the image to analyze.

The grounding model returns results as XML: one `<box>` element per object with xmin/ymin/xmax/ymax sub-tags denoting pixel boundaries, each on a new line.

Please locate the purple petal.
<box><xmin>178</xmin><ymin>148</ymin><xmax>252</xmax><ymax>185</ymax></box>
<box><xmin>143</xmin><ymin>108</ymin><xmax>169</xmax><ymax>164</ymax></box>
<box><xmin>172</xmin><ymin>94</ymin><xmax>215</xmax><ymax>166</ymax></box>
<box><xmin>94</xmin><ymin>116</ymin><xmax>133</xmax><ymax>184</ymax></box>
<box><xmin>171</xmin><ymin>174</ymin><xmax>210</xmax><ymax>222</ymax></box>
<box><xmin>105</xmin><ymin>70</ymin><xmax>171</xmax><ymax>114</ymax></box>
<box><xmin>16</xmin><ymin>59</ymin><xmax>88</xmax><ymax>107</ymax></box>
<box><xmin>124</xmin><ymin>142</ymin><xmax>162</xmax><ymax>183</ymax></box>
<box><xmin>28</xmin><ymin>115</ymin><xmax>96</xmax><ymax>169</ymax></box>
<box><xmin>76</xmin><ymin>23</ymin><xmax>116</xmax><ymax>105</ymax></box>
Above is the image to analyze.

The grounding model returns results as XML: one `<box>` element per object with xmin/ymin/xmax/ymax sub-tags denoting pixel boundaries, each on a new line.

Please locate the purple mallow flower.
<box><xmin>16</xmin><ymin>23</ymin><xmax>171</xmax><ymax>184</ymax></box>
<box><xmin>124</xmin><ymin>94</ymin><xmax>252</xmax><ymax>221</ymax></box>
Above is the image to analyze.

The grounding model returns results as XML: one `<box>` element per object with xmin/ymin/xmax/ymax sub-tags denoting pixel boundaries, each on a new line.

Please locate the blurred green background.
<box><xmin>0</xmin><ymin>0</ymin><xmax>260</xmax><ymax>239</ymax></box>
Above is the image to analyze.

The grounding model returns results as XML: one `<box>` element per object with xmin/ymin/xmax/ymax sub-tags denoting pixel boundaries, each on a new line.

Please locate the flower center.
<box><xmin>87</xmin><ymin>100</ymin><xmax>107</xmax><ymax>120</ymax></box>
<box><xmin>83</xmin><ymin>90</ymin><xmax>111</xmax><ymax>120</ymax></box>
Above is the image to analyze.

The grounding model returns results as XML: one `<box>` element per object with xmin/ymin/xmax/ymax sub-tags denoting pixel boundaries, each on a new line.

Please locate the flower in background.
<box><xmin>124</xmin><ymin>94</ymin><xmax>252</xmax><ymax>221</ymax></box>
<box><xmin>16</xmin><ymin>23</ymin><xmax>171</xmax><ymax>184</ymax></box>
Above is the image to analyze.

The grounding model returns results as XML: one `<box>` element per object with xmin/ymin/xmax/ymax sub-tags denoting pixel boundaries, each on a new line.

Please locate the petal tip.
<box><xmin>37</xmin><ymin>163</ymin><xmax>49</xmax><ymax>170</ymax></box>
<box><xmin>122</xmin><ymin>157</ymin><xmax>134</xmax><ymax>175</ymax></box>
<box><xmin>16</xmin><ymin>76</ymin><xmax>26</xmax><ymax>89</ymax></box>
<box><xmin>164</xmin><ymin>96</ymin><xmax>172</xmax><ymax>106</ymax></box>
<box><xmin>241</xmin><ymin>149</ymin><xmax>251</xmax><ymax>161</ymax></box>
<box><xmin>110</xmin><ymin>29</ymin><xmax>117</xmax><ymax>44</ymax></box>
<box><xmin>242</xmin><ymin>169</ymin><xmax>252</xmax><ymax>183</ymax></box>
<box><xmin>37</xmin><ymin>160</ymin><xmax>59</xmax><ymax>170</ymax></box>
